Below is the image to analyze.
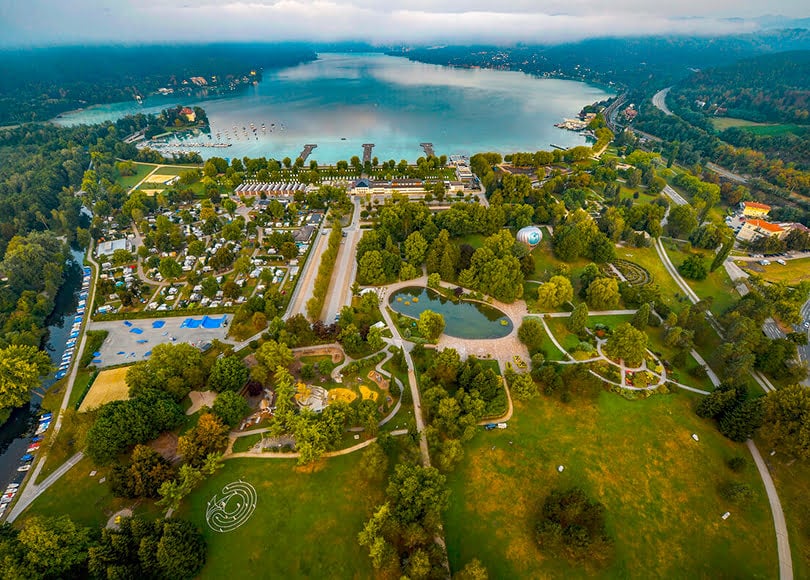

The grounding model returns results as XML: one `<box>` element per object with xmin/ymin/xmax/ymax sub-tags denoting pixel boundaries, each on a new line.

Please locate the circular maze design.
<box><xmin>614</xmin><ymin>259</ymin><xmax>651</xmax><ymax>287</ymax></box>
<box><xmin>205</xmin><ymin>481</ymin><xmax>257</xmax><ymax>533</ymax></box>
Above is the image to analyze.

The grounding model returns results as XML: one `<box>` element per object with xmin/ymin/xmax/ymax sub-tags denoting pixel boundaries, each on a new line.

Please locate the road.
<box><xmin>652</xmin><ymin>87</ymin><xmax>673</xmax><ymax>116</ymax></box>
<box><xmin>284</xmin><ymin>219</ymin><xmax>330</xmax><ymax>319</ymax></box>
<box><xmin>706</xmin><ymin>162</ymin><xmax>748</xmax><ymax>185</ymax></box>
<box><xmin>662</xmin><ymin>184</ymin><xmax>688</xmax><ymax>206</ymax></box>
<box><xmin>322</xmin><ymin>196</ymin><xmax>362</xmax><ymax>323</ymax></box>
<box><xmin>796</xmin><ymin>299</ymin><xmax>810</xmax><ymax>386</ymax></box>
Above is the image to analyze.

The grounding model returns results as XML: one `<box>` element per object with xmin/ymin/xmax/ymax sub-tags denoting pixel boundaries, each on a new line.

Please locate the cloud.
<box><xmin>0</xmin><ymin>0</ymin><xmax>804</xmax><ymax>47</ymax></box>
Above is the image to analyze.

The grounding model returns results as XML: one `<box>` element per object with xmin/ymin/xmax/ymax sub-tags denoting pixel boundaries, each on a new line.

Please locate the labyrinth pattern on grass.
<box><xmin>205</xmin><ymin>481</ymin><xmax>257</xmax><ymax>532</ymax></box>
<box><xmin>614</xmin><ymin>260</ymin><xmax>651</xmax><ymax>286</ymax></box>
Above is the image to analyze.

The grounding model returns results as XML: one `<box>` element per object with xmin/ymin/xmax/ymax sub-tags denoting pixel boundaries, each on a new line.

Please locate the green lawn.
<box><xmin>444</xmin><ymin>392</ymin><xmax>777</xmax><ymax>578</ymax></box>
<box><xmin>756</xmin><ymin>440</ymin><xmax>810</xmax><ymax>578</ymax></box>
<box><xmin>739</xmin><ymin>257</ymin><xmax>810</xmax><ymax>285</ymax></box>
<box><xmin>663</xmin><ymin>242</ymin><xmax>737</xmax><ymax>316</ymax></box>
<box><xmin>22</xmin><ymin>456</ymin><xmax>162</xmax><ymax>529</ymax></box>
<box><xmin>617</xmin><ymin>246</ymin><xmax>685</xmax><ymax>312</ymax></box>
<box><xmin>176</xmin><ymin>455</ymin><xmax>383</xmax><ymax>579</ymax></box>
<box><xmin>116</xmin><ymin>162</ymin><xmax>156</xmax><ymax>189</ymax></box>
<box><xmin>710</xmin><ymin>117</ymin><xmax>803</xmax><ymax>137</ymax></box>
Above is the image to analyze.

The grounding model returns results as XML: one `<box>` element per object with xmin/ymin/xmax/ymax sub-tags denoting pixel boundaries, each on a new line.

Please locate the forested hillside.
<box><xmin>671</xmin><ymin>51</ymin><xmax>810</xmax><ymax>123</ymax></box>
<box><xmin>0</xmin><ymin>44</ymin><xmax>316</xmax><ymax>124</ymax></box>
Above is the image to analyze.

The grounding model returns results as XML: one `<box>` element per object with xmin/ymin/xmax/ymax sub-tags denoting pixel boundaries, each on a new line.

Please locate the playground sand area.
<box><xmin>79</xmin><ymin>367</ymin><xmax>130</xmax><ymax>412</ymax></box>
<box><xmin>359</xmin><ymin>385</ymin><xmax>378</xmax><ymax>401</ymax></box>
<box><xmin>328</xmin><ymin>388</ymin><xmax>357</xmax><ymax>404</ymax></box>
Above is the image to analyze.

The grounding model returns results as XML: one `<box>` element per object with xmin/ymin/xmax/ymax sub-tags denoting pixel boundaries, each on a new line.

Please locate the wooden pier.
<box><xmin>298</xmin><ymin>144</ymin><xmax>317</xmax><ymax>162</ymax></box>
<box><xmin>362</xmin><ymin>143</ymin><xmax>375</xmax><ymax>164</ymax></box>
<box><xmin>420</xmin><ymin>142</ymin><xmax>435</xmax><ymax>157</ymax></box>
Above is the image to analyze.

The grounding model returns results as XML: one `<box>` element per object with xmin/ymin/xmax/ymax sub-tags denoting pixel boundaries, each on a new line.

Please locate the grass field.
<box><xmin>710</xmin><ymin>117</ymin><xmax>803</xmax><ymax>137</ymax></box>
<box><xmin>79</xmin><ymin>367</ymin><xmax>130</xmax><ymax>412</ymax></box>
<box><xmin>756</xmin><ymin>439</ymin><xmax>810</xmax><ymax>578</ymax></box>
<box><xmin>23</xmin><ymin>456</ymin><xmax>162</xmax><ymax>528</ymax></box>
<box><xmin>617</xmin><ymin>246</ymin><xmax>685</xmax><ymax>312</ymax></box>
<box><xmin>663</xmin><ymin>242</ymin><xmax>738</xmax><ymax>316</ymax></box>
<box><xmin>444</xmin><ymin>392</ymin><xmax>777</xmax><ymax>578</ymax></box>
<box><xmin>176</xmin><ymin>455</ymin><xmax>383</xmax><ymax>579</ymax></box>
<box><xmin>739</xmin><ymin>257</ymin><xmax>810</xmax><ymax>285</ymax></box>
<box><xmin>117</xmin><ymin>162</ymin><xmax>157</xmax><ymax>189</ymax></box>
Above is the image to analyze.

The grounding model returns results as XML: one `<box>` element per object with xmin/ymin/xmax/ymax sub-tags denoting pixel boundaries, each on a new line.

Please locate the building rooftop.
<box><xmin>746</xmin><ymin>219</ymin><xmax>783</xmax><ymax>233</ymax></box>
<box><xmin>743</xmin><ymin>201</ymin><xmax>771</xmax><ymax>211</ymax></box>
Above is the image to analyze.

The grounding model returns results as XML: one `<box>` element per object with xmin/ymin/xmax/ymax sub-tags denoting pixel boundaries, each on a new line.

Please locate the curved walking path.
<box><xmin>228</xmin><ymin>429</ymin><xmax>408</xmax><ymax>460</ymax></box>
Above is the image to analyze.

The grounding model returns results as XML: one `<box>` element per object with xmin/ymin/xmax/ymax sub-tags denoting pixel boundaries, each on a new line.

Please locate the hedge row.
<box><xmin>306</xmin><ymin>222</ymin><xmax>343</xmax><ymax>320</ymax></box>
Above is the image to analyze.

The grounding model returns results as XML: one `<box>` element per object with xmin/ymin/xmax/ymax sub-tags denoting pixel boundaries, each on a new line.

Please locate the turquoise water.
<box><xmin>54</xmin><ymin>53</ymin><xmax>613</xmax><ymax>163</ymax></box>
<box><xmin>390</xmin><ymin>287</ymin><xmax>513</xmax><ymax>340</ymax></box>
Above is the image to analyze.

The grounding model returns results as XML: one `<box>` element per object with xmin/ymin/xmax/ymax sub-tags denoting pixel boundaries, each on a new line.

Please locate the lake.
<box><xmin>54</xmin><ymin>53</ymin><xmax>613</xmax><ymax>162</ymax></box>
<box><xmin>389</xmin><ymin>287</ymin><xmax>513</xmax><ymax>340</ymax></box>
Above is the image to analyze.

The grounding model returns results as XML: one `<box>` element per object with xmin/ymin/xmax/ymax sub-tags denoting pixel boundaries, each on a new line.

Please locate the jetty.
<box><xmin>420</xmin><ymin>142</ymin><xmax>435</xmax><ymax>157</ymax></box>
<box><xmin>362</xmin><ymin>143</ymin><xmax>375</xmax><ymax>164</ymax></box>
<box><xmin>550</xmin><ymin>144</ymin><xmax>567</xmax><ymax>151</ymax></box>
<box><xmin>298</xmin><ymin>144</ymin><xmax>317</xmax><ymax>162</ymax></box>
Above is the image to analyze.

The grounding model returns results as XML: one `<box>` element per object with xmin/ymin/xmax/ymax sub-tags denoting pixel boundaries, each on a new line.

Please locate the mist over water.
<box><xmin>56</xmin><ymin>53</ymin><xmax>614</xmax><ymax>162</ymax></box>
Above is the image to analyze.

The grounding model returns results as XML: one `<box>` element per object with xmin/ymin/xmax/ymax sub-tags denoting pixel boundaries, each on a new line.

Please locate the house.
<box><xmin>740</xmin><ymin>201</ymin><xmax>771</xmax><ymax>218</ymax></box>
<box><xmin>180</xmin><ymin>107</ymin><xmax>196</xmax><ymax>123</ymax></box>
<box><xmin>95</xmin><ymin>239</ymin><xmax>132</xmax><ymax>258</ymax></box>
<box><xmin>736</xmin><ymin>219</ymin><xmax>784</xmax><ymax>243</ymax></box>
<box><xmin>292</xmin><ymin>226</ymin><xmax>315</xmax><ymax>243</ymax></box>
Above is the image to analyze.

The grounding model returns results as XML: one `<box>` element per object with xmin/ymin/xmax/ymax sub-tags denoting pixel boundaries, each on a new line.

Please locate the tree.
<box><xmin>177</xmin><ymin>413</ymin><xmax>230</xmax><ymax>468</ymax></box>
<box><xmin>536</xmin><ymin>487</ymin><xmax>612</xmax><ymax>562</ymax></box>
<box><xmin>667</xmin><ymin>205</ymin><xmax>698</xmax><ymax>238</ymax></box>
<box><xmin>604</xmin><ymin>322</ymin><xmax>648</xmax><ymax>366</ymax></box>
<box><xmin>568</xmin><ymin>303</ymin><xmax>589</xmax><ymax>335</ymax></box>
<box><xmin>126</xmin><ymin>342</ymin><xmax>205</xmax><ymax>401</ymax></box>
<box><xmin>86</xmin><ymin>389</ymin><xmax>185</xmax><ymax>464</ymax></box>
<box><xmin>678</xmin><ymin>254</ymin><xmax>708</xmax><ymax>281</ymax></box>
<box><xmin>359</xmin><ymin>441</ymin><xmax>389</xmax><ymax>481</ymax></box>
<box><xmin>586</xmin><ymin>277</ymin><xmax>620</xmax><ymax>310</ymax></box>
<box><xmin>155</xmin><ymin>518</ymin><xmax>208</xmax><ymax>579</ymax></box>
<box><xmin>759</xmin><ymin>384</ymin><xmax>810</xmax><ymax>458</ymax></box>
<box><xmin>158</xmin><ymin>257</ymin><xmax>182</xmax><ymax>280</ymax></box>
<box><xmin>212</xmin><ymin>390</ymin><xmax>251</xmax><ymax>427</ymax></box>
<box><xmin>110</xmin><ymin>444</ymin><xmax>174</xmax><ymax>499</ymax></box>
<box><xmin>537</xmin><ymin>275</ymin><xmax>574</xmax><ymax>310</ymax></box>
<box><xmin>418</xmin><ymin>310</ymin><xmax>446</xmax><ymax>342</ymax></box>
<box><xmin>510</xmin><ymin>372</ymin><xmax>539</xmax><ymax>401</ymax></box>
<box><xmin>719</xmin><ymin>398</ymin><xmax>763</xmax><ymax>442</ymax></box>
<box><xmin>518</xmin><ymin>318</ymin><xmax>545</xmax><ymax>355</ymax></box>
<box><xmin>404</xmin><ymin>231</ymin><xmax>428</xmax><ymax>265</ymax></box>
<box><xmin>358</xmin><ymin>250</ymin><xmax>387</xmax><ymax>285</ymax></box>
<box><xmin>696</xmin><ymin>388</ymin><xmax>738</xmax><ymax>419</ymax></box>
<box><xmin>455</xmin><ymin>559</ymin><xmax>489</xmax><ymax>580</ymax></box>
<box><xmin>631</xmin><ymin>303</ymin><xmax>651</xmax><ymax>330</ymax></box>
<box><xmin>0</xmin><ymin>344</ymin><xmax>52</xmax><ymax>409</ymax></box>
<box><xmin>358</xmin><ymin>503</ymin><xmax>396</xmax><ymax>570</ymax></box>
<box><xmin>252</xmin><ymin>340</ymin><xmax>293</xmax><ymax>385</ymax></box>
<box><xmin>16</xmin><ymin>515</ymin><xmax>91</xmax><ymax>578</ymax></box>
<box><xmin>208</xmin><ymin>355</ymin><xmax>249</xmax><ymax>392</ymax></box>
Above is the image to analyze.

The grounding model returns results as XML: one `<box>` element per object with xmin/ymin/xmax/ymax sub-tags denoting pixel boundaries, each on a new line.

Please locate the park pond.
<box><xmin>389</xmin><ymin>287</ymin><xmax>513</xmax><ymax>340</ymax></box>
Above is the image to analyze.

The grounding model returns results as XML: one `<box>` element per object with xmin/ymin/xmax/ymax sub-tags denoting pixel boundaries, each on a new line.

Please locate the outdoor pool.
<box><xmin>389</xmin><ymin>287</ymin><xmax>513</xmax><ymax>340</ymax></box>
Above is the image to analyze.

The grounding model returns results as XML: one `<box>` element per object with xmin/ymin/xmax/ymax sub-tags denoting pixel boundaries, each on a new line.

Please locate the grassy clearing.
<box><xmin>176</xmin><ymin>455</ymin><xmax>383</xmax><ymax>579</ymax></box>
<box><xmin>739</xmin><ymin>257</ymin><xmax>810</xmax><ymax>285</ymax></box>
<box><xmin>662</xmin><ymin>242</ymin><xmax>738</xmax><ymax>316</ymax></box>
<box><xmin>444</xmin><ymin>392</ymin><xmax>777</xmax><ymax>578</ymax></box>
<box><xmin>78</xmin><ymin>367</ymin><xmax>129</xmax><ymax>412</ymax></box>
<box><xmin>35</xmin><ymin>409</ymin><xmax>96</xmax><ymax>483</ymax></box>
<box><xmin>116</xmin><ymin>162</ymin><xmax>157</xmax><ymax>189</ymax></box>
<box><xmin>232</xmin><ymin>434</ymin><xmax>262</xmax><ymax>453</ymax></box>
<box><xmin>756</xmin><ymin>442</ymin><xmax>810</xmax><ymax>578</ymax></box>
<box><xmin>23</xmin><ymin>456</ymin><xmax>162</xmax><ymax>528</ymax></box>
<box><xmin>711</xmin><ymin>117</ymin><xmax>777</xmax><ymax>131</ymax></box>
<box><xmin>617</xmin><ymin>245</ymin><xmax>685</xmax><ymax>312</ymax></box>
<box><xmin>646</xmin><ymin>326</ymin><xmax>716</xmax><ymax>393</ymax></box>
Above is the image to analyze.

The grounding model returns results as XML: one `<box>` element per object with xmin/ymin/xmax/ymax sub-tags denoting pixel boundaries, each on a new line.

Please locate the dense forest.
<box><xmin>391</xmin><ymin>29</ymin><xmax>810</xmax><ymax>91</ymax></box>
<box><xmin>670</xmin><ymin>51</ymin><xmax>810</xmax><ymax>124</ymax></box>
<box><xmin>0</xmin><ymin>44</ymin><xmax>316</xmax><ymax>124</ymax></box>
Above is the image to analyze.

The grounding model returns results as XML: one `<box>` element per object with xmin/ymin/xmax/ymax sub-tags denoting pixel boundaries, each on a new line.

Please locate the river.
<box><xmin>54</xmin><ymin>52</ymin><xmax>614</xmax><ymax>162</ymax></box>
<box><xmin>0</xmin><ymin>248</ymin><xmax>84</xmax><ymax>495</ymax></box>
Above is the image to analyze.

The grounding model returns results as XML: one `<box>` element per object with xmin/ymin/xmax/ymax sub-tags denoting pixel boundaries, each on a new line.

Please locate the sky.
<box><xmin>1</xmin><ymin>0</ymin><xmax>808</xmax><ymax>47</ymax></box>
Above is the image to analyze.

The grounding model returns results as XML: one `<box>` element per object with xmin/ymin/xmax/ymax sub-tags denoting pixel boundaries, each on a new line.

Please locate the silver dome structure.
<box><xmin>516</xmin><ymin>226</ymin><xmax>543</xmax><ymax>247</ymax></box>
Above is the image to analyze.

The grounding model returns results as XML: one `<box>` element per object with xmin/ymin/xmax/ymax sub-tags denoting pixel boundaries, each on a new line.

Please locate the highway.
<box><xmin>322</xmin><ymin>197</ymin><xmax>362</xmax><ymax>323</ymax></box>
<box><xmin>662</xmin><ymin>184</ymin><xmax>688</xmax><ymax>206</ymax></box>
<box><xmin>651</xmin><ymin>87</ymin><xmax>673</xmax><ymax>116</ymax></box>
<box><xmin>706</xmin><ymin>162</ymin><xmax>748</xmax><ymax>184</ymax></box>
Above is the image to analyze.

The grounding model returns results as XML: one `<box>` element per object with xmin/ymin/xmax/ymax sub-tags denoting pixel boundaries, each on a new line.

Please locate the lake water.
<box><xmin>54</xmin><ymin>53</ymin><xmax>613</xmax><ymax>163</ymax></box>
<box><xmin>389</xmin><ymin>287</ymin><xmax>513</xmax><ymax>340</ymax></box>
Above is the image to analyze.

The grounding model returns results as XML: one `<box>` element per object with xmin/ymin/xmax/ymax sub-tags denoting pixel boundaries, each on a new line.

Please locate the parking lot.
<box><xmin>87</xmin><ymin>316</ymin><xmax>230</xmax><ymax>368</ymax></box>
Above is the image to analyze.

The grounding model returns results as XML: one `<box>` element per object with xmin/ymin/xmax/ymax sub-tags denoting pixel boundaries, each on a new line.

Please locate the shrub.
<box><xmin>720</xmin><ymin>482</ymin><xmax>755</xmax><ymax>504</ymax></box>
<box><xmin>727</xmin><ymin>456</ymin><xmax>748</xmax><ymax>473</ymax></box>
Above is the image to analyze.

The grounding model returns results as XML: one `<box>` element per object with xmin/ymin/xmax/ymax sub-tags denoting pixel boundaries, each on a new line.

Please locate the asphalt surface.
<box><xmin>323</xmin><ymin>197</ymin><xmax>361</xmax><ymax>323</ymax></box>
<box><xmin>652</xmin><ymin>87</ymin><xmax>673</xmax><ymax>116</ymax></box>
<box><xmin>88</xmin><ymin>316</ymin><xmax>229</xmax><ymax>366</ymax></box>
<box><xmin>284</xmin><ymin>222</ymin><xmax>330</xmax><ymax>319</ymax></box>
